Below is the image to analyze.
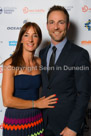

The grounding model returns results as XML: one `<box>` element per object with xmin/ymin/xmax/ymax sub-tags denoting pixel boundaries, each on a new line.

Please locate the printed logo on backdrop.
<box><xmin>0</xmin><ymin>41</ymin><xmax>3</xmax><ymax>44</ymax></box>
<box><xmin>0</xmin><ymin>41</ymin><xmax>3</xmax><ymax>63</ymax></box>
<box><xmin>82</xmin><ymin>5</ymin><xmax>91</xmax><ymax>12</ymax></box>
<box><xmin>0</xmin><ymin>7</ymin><xmax>3</xmax><ymax>14</ymax></box>
<box><xmin>7</xmin><ymin>27</ymin><xmax>21</xmax><ymax>30</ymax></box>
<box><xmin>0</xmin><ymin>67</ymin><xmax>3</xmax><ymax>74</ymax></box>
<box><xmin>85</xmin><ymin>19</ymin><xmax>91</xmax><ymax>31</ymax></box>
<box><xmin>23</xmin><ymin>7</ymin><xmax>45</xmax><ymax>14</ymax></box>
<box><xmin>23</xmin><ymin>20</ymin><xmax>29</xmax><ymax>24</ymax></box>
<box><xmin>9</xmin><ymin>41</ymin><xmax>17</xmax><ymax>46</ymax></box>
<box><xmin>10</xmin><ymin>51</ymin><xmax>14</xmax><ymax>56</ymax></box>
<box><xmin>0</xmin><ymin>109</ymin><xmax>2</xmax><ymax>112</ymax></box>
<box><xmin>65</xmin><ymin>6</ymin><xmax>73</xmax><ymax>11</ymax></box>
<box><xmin>0</xmin><ymin>7</ymin><xmax>17</xmax><ymax>14</ymax></box>
<box><xmin>0</xmin><ymin>123</ymin><xmax>3</xmax><ymax>129</ymax></box>
<box><xmin>0</xmin><ymin>56</ymin><xmax>2</xmax><ymax>63</ymax></box>
<box><xmin>81</xmin><ymin>41</ymin><xmax>91</xmax><ymax>46</ymax></box>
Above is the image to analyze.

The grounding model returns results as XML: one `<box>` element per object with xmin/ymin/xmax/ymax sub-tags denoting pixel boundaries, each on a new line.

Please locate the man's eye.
<box><xmin>59</xmin><ymin>21</ymin><xmax>66</xmax><ymax>24</ymax></box>
<box><xmin>49</xmin><ymin>21</ymin><xmax>54</xmax><ymax>24</ymax></box>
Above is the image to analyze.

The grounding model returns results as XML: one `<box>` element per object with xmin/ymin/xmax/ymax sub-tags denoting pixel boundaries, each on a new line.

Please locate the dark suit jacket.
<box><xmin>39</xmin><ymin>40</ymin><xmax>90</xmax><ymax>135</ymax></box>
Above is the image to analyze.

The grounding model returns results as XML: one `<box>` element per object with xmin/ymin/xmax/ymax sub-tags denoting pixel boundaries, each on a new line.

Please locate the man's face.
<box><xmin>47</xmin><ymin>11</ymin><xmax>70</xmax><ymax>45</ymax></box>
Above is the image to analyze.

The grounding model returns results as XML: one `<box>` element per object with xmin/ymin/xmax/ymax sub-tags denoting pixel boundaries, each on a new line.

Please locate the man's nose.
<box><xmin>54</xmin><ymin>23</ymin><xmax>59</xmax><ymax>29</ymax></box>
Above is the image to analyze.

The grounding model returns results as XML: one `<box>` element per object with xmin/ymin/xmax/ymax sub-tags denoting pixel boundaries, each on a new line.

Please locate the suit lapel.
<box><xmin>48</xmin><ymin>40</ymin><xmax>71</xmax><ymax>84</ymax></box>
<box><xmin>41</xmin><ymin>45</ymin><xmax>51</xmax><ymax>82</ymax></box>
<box><xmin>56</xmin><ymin>40</ymin><xmax>71</xmax><ymax>66</ymax></box>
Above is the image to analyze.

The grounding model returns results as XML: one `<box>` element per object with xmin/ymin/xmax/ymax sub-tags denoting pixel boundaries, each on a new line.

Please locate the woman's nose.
<box><xmin>28</xmin><ymin>36</ymin><xmax>33</xmax><ymax>42</ymax></box>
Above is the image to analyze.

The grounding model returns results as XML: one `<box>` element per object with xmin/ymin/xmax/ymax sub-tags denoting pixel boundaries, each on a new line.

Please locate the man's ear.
<box><xmin>67</xmin><ymin>22</ymin><xmax>70</xmax><ymax>30</ymax></box>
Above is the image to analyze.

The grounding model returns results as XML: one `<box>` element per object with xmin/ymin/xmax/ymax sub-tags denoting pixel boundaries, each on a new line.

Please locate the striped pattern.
<box><xmin>3</xmin><ymin>118</ymin><xmax>43</xmax><ymax>130</ymax></box>
<box><xmin>3</xmin><ymin>108</ymin><xmax>44</xmax><ymax>136</ymax></box>
<box><xmin>4</xmin><ymin>112</ymin><xmax>42</xmax><ymax>125</ymax></box>
<box><xmin>28</xmin><ymin>129</ymin><xmax>44</xmax><ymax>136</ymax></box>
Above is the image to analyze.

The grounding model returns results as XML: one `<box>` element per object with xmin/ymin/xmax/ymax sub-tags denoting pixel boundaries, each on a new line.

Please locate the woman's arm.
<box><xmin>2</xmin><ymin>59</ymin><xmax>33</xmax><ymax>109</ymax></box>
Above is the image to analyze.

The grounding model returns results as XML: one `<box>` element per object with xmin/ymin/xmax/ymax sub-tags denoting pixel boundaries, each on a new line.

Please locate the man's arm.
<box><xmin>60</xmin><ymin>49</ymin><xmax>90</xmax><ymax>136</ymax></box>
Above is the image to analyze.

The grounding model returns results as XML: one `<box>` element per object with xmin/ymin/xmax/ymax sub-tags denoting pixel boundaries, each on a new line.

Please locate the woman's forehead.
<box><xmin>25</xmin><ymin>26</ymin><xmax>37</xmax><ymax>33</ymax></box>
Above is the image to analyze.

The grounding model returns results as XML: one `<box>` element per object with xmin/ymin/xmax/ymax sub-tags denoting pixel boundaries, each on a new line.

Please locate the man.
<box><xmin>39</xmin><ymin>5</ymin><xmax>90</xmax><ymax>136</ymax></box>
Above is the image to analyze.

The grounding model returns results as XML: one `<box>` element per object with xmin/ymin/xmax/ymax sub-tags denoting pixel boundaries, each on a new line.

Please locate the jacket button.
<box><xmin>47</xmin><ymin>87</ymin><xmax>51</xmax><ymax>89</ymax></box>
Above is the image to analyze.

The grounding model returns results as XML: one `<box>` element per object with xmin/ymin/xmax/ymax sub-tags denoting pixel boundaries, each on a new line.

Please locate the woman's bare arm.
<box><xmin>2</xmin><ymin>59</ymin><xmax>33</xmax><ymax>109</ymax></box>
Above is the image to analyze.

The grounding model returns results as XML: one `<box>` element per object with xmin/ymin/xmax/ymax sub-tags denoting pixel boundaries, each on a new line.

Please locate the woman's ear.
<box><xmin>21</xmin><ymin>40</ymin><xmax>23</xmax><ymax>44</ymax></box>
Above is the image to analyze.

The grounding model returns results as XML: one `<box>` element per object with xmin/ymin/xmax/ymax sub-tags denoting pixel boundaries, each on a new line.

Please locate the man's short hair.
<box><xmin>47</xmin><ymin>5</ymin><xmax>69</xmax><ymax>24</ymax></box>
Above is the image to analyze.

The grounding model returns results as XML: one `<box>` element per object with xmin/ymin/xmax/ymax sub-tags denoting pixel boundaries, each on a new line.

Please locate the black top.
<box><xmin>14</xmin><ymin>74</ymin><xmax>41</xmax><ymax>100</ymax></box>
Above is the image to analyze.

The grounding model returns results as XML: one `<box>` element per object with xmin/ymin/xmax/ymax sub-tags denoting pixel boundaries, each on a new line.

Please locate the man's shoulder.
<box><xmin>70</xmin><ymin>41</ymin><xmax>89</xmax><ymax>54</ymax></box>
<box><xmin>40</xmin><ymin>45</ymin><xmax>50</xmax><ymax>54</ymax></box>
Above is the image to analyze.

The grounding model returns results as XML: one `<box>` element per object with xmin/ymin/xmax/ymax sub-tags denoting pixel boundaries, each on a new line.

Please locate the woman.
<box><xmin>2</xmin><ymin>22</ymin><xmax>57</xmax><ymax>136</ymax></box>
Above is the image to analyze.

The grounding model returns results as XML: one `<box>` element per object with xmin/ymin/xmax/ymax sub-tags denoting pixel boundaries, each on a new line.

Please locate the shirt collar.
<box><xmin>51</xmin><ymin>37</ymin><xmax>67</xmax><ymax>51</ymax></box>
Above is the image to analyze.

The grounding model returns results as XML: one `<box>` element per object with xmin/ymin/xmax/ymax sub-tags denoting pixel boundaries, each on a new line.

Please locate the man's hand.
<box><xmin>60</xmin><ymin>127</ymin><xmax>77</xmax><ymax>136</ymax></box>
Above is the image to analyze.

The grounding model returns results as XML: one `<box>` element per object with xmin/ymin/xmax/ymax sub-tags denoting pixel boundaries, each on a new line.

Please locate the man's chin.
<box><xmin>53</xmin><ymin>37</ymin><xmax>65</xmax><ymax>42</ymax></box>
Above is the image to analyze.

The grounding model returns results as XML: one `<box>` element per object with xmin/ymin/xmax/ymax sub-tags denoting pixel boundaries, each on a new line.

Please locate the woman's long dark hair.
<box><xmin>10</xmin><ymin>22</ymin><xmax>42</xmax><ymax>67</ymax></box>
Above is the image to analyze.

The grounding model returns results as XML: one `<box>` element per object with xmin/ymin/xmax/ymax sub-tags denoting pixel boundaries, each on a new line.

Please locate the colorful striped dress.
<box><xmin>3</xmin><ymin>74</ymin><xmax>44</xmax><ymax>136</ymax></box>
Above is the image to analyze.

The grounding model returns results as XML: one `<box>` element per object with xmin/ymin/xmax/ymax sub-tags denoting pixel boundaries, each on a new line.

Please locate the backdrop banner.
<box><xmin>0</xmin><ymin>0</ymin><xmax>91</xmax><ymax>136</ymax></box>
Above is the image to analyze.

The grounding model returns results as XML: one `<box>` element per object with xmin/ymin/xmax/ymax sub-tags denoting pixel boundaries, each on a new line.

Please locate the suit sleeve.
<box><xmin>67</xmin><ymin>49</ymin><xmax>90</xmax><ymax>132</ymax></box>
<box><xmin>39</xmin><ymin>50</ymin><xmax>42</xmax><ymax>59</ymax></box>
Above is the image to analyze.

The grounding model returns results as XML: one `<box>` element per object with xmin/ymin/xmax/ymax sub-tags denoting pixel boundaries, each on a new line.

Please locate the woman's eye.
<box><xmin>24</xmin><ymin>34</ymin><xmax>28</xmax><ymax>37</ymax></box>
<box><xmin>33</xmin><ymin>34</ymin><xmax>38</xmax><ymax>37</ymax></box>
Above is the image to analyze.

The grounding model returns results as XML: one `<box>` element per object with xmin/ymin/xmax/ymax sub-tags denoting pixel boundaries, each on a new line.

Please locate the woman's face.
<box><xmin>21</xmin><ymin>27</ymin><xmax>39</xmax><ymax>53</ymax></box>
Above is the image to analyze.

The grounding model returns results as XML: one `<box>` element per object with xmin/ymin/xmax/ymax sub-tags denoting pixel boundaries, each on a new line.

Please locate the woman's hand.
<box><xmin>34</xmin><ymin>94</ymin><xmax>58</xmax><ymax>108</ymax></box>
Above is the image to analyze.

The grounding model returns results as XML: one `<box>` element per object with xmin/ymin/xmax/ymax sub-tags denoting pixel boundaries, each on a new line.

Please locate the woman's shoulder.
<box><xmin>3</xmin><ymin>58</ymin><xmax>15</xmax><ymax>76</ymax></box>
<box><xmin>4</xmin><ymin>57</ymin><xmax>12</xmax><ymax>66</ymax></box>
